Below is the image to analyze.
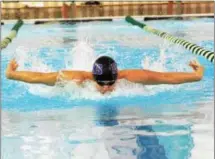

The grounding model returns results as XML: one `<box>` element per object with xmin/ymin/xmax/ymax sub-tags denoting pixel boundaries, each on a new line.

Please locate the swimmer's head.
<box><xmin>92</xmin><ymin>56</ymin><xmax>118</xmax><ymax>86</ymax></box>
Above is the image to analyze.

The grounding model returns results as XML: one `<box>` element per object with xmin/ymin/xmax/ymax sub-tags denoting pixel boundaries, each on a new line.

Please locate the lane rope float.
<box><xmin>1</xmin><ymin>19</ymin><xmax>24</xmax><ymax>50</ymax></box>
<box><xmin>125</xmin><ymin>16</ymin><xmax>214</xmax><ymax>63</ymax></box>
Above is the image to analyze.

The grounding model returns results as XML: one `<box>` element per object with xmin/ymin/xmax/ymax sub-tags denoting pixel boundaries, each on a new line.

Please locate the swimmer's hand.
<box><xmin>189</xmin><ymin>60</ymin><xmax>204</xmax><ymax>80</ymax></box>
<box><xmin>6</xmin><ymin>59</ymin><xmax>18</xmax><ymax>78</ymax></box>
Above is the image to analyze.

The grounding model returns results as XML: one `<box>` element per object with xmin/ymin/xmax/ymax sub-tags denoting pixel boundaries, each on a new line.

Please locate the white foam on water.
<box><xmin>12</xmin><ymin>46</ymin><xmax>59</xmax><ymax>98</ymax></box>
<box><xmin>12</xmin><ymin>39</ymin><xmax>191</xmax><ymax>100</ymax></box>
<box><xmin>2</xmin><ymin>108</ymin><xmax>120</xmax><ymax>159</ymax></box>
<box><xmin>6</xmin><ymin>19</ymin><xmax>209</xmax><ymax>100</ymax></box>
<box><xmin>66</xmin><ymin>41</ymin><xmax>96</xmax><ymax>71</ymax></box>
<box><xmin>190</xmin><ymin>101</ymin><xmax>214</xmax><ymax>159</ymax></box>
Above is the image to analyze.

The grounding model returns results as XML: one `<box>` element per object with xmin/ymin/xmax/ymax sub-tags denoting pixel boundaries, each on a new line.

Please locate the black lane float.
<box><xmin>125</xmin><ymin>16</ymin><xmax>214</xmax><ymax>63</ymax></box>
<box><xmin>1</xmin><ymin>19</ymin><xmax>24</xmax><ymax>49</ymax></box>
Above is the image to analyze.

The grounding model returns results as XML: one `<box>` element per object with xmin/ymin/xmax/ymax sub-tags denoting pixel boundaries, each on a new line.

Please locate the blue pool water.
<box><xmin>1</xmin><ymin>18</ymin><xmax>214</xmax><ymax>159</ymax></box>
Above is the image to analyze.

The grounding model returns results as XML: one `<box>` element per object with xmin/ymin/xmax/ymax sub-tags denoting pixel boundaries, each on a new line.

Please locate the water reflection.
<box><xmin>96</xmin><ymin>104</ymin><xmax>119</xmax><ymax>127</ymax></box>
<box><xmin>95</xmin><ymin>104</ymin><xmax>194</xmax><ymax>159</ymax></box>
<box><xmin>135</xmin><ymin>125</ymin><xmax>167</xmax><ymax>159</ymax></box>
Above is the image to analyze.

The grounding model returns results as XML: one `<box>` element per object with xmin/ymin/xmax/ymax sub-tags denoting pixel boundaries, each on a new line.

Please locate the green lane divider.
<box><xmin>125</xmin><ymin>16</ymin><xmax>214</xmax><ymax>63</ymax></box>
<box><xmin>1</xmin><ymin>19</ymin><xmax>24</xmax><ymax>49</ymax></box>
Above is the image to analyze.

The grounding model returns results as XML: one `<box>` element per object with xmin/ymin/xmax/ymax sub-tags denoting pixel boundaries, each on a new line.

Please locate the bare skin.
<box><xmin>6</xmin><ymin>59</ymin><xmax>204</xmax><ymax>94</ymax></box>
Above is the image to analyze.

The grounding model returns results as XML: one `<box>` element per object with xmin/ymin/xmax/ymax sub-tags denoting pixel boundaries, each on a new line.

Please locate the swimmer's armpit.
<box><xmin>56</xmin><ymin>70</ymin><xmax>85</xmax><ymax>86</ymax></box>
<box><xmin>59</xmin><ymin>70</ymin><xmax>93</xmax><ymax>83</ymax></box>
<box><xmin>55</xmin><ymin>71</ymin><xmax>66</xmax><ymax>87</ymax></box>
<box><xmin>57</xmin><ymin>71</ymin><xmax>66</xmax><ymax>82</ymax></box>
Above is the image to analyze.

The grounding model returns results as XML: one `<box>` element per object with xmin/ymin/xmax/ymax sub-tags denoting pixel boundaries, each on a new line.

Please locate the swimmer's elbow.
<box><xmin>194</xmin><ymin>74</ymin><xmax>203</xmax><ymax>81</ymax></box>
<box><xmin>44</xmin><ymin>82</ymin><xmax>56</xmax><ymax>86</ymax></box>
<box><xmin>161</xmin><ymin>77</ymin><xmax>186</xmax><ymax>84</ymax></box>
<box><xmin>166</xmin><ymin>76</ymin><xmax>202</xmax><ymax>84</ymax></box>
<box><xmin>168</xmin><ymin>79</ymin><xmax>184</xmax><ymax>84</ymax></box>
<box><xmin>30</xmin><ymin>73</ymin><xmax>58</xmax><ymax>86</ymax></box>
<box><xmin>6</xmin><ymin>72</ymin><xmax>12</xmax><ymax>79</ymax></box>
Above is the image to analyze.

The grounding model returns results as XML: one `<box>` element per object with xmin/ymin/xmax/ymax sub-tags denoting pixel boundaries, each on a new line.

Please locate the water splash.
<box><xmin>6</xmin><ymin>20</ymin><xmax>211</xmax><ymax>100</ymax></box>
<box><xmin>12</xmin><ymin>41</ymin><xmax>185</xmax><ymax>100</ymax></box>
<box><xmin>65</xmin><ymin>41</ymin><xmax>96</xmax><ymax>71</ymax></box>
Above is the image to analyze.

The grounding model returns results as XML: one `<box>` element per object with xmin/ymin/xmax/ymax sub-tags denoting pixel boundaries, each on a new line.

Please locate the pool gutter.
<box><xmin>1</xmin><ymin>13</ymin><xmax>214</xmax><ymax>24</ymax></box>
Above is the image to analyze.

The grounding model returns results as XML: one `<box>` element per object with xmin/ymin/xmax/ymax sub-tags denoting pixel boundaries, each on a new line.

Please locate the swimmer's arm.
<box><xmin>7</xmin><ymin>71</ymin><xmax>58</xmax><ymax>86</ymax></box>
<box><xmin>5</xmin><ymin>59</ymin><xmax>59</xmax><ymax>86</ymax></box>
<box><xmin>6</xmin><ymin>60</ymin><xmax>93</xmax><ymax>86</ymax></box>
<box><xmin>6</xmin><ymin>71</ymin><xmax>92</xmax><ymax>86</ymax></box>
<box><xmin>119</xmin><ymin>60</ymin><xmax>204</xmax><ymax>85</ymax></box>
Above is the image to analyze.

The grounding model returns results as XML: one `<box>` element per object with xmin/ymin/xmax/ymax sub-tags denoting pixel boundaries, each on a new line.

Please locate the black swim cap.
<box><xmin>92</xmin><ymin>56</ymin><xmax>118</xmax><ymax>86</ymax></box>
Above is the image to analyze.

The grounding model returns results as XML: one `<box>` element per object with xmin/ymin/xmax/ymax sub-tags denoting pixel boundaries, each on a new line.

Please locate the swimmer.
<box><xmin>6</xmin><ymin>56</ymin><xmax>204</xmax><ymax>94</ymax></box>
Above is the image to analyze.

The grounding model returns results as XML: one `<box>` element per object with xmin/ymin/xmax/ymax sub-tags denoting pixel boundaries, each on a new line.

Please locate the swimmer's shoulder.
<box><xmin>118</xmin><ymin>70</ymin><xmax>129</xmax><ymax>79</ymax></box>
<box><xmin>83</xmin><ymin>71</ymin><xmax>94</xmax><ymax>80</ymax></box>
<box><xmin>56</xmin><ymin>71</ymin><xmax>93</xmax><ymax>87</ymax></box>
<box><xmin>118</xmin><ymin>69</ymin><xmax>150</xmax><ymax>80</ymax></box>
<box><xmin>59</xmin><ymin>70</ymin><xmax>93</xmax><ymax>81</ymax></box>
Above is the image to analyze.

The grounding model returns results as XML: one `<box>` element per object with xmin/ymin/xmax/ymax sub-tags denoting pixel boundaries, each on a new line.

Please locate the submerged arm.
<box><xmin>119</xmin><ymin>60</ymin><xmax>204</xmax><ymax>85</ymax></box>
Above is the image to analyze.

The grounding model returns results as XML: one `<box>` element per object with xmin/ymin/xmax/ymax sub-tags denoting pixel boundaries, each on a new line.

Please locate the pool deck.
<box><xmin>1</xmin><ymin>13</ymin><xmax>214</xmax><ymax>25</ymax></box>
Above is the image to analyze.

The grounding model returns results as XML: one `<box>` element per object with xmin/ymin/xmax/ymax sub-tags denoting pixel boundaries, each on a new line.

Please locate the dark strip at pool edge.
<box><xmin>144</xmin><ymin>15</ymin><xmax>214</xmax><ymax>21</ymax></box>
<box><xmin>34</xmin><ymin>18</ymin><xmax>113</xmax><ymax>25</ymax></box>
<box><xmin>144</xmin><ymin>17</ymin><xmax>183</xmax><ymax>21</ymax></box>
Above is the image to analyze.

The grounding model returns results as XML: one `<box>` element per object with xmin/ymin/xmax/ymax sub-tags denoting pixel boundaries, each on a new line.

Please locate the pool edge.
<box><xmin>1</xmin><ymin>13</ymin><xmax>214</xmax><ymax>24</ymax></box>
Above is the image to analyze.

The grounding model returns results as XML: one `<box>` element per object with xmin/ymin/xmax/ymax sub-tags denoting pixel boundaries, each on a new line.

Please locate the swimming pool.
<box><xmin>1</xmin><ymin>17</ymin><xmax>214</xmax><ymax>159</ymax></box>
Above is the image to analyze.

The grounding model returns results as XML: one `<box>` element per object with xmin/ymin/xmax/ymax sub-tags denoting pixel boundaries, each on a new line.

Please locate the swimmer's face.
<box><xmin>96</xmin><ymin>83</ymin><xmax>116</xmax><ymax>94</ymax></box>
